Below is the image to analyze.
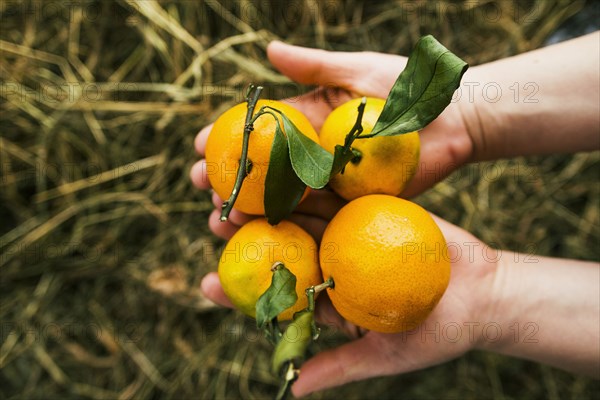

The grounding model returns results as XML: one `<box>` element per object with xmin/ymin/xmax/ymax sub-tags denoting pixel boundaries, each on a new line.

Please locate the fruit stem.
<box><xmin>342</xmin><ymin>96</ymin><xmax>367</xmax><ymax>152</ymax></box>
<box><xmin>354</xmin><ymin>132</ymin><xmax>376</xmax><ymax>139</ymax></box>
<box><xmin>334</xmin><ymin>97</ymin><xmax>367</xmax><ymax>175</ymax></box>
<box><xmin>274</xmin><ymin>361</ymin><xmax>299</xmax><ymax>400</ymax></box>
<box><xmin>220</xmin><ymin>84</ymin><xmax>263</xmax><ymax>222</ymax></box>
<box><xmin>305</xmin><ymin>277</ymin><xmax>334</xmax><ymax>312</ymax></box>
<box><xmin>350</xmin><ymin>148</ymin><xmax>363</xmax><ymax>164</ymax></box>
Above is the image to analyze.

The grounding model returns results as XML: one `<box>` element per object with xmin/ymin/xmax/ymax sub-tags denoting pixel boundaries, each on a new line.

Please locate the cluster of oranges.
<box><xmin>206</xmin><ymin>98</ymin><xmax>450</xmax><ymax>334</ymax></box>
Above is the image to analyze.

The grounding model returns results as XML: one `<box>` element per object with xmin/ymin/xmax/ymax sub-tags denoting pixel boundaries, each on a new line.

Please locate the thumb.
<box><xmin>291</xmin><ymin>334</ymin><xmax>390</xmax><ymax>397</ymax></box>
<box><xmin>267</xmin><ymin>41</ymin><xmax>367</xmax><ymax>91</ymax></box>
<box><xmin>267</xmin><ymin>41</ymin><xmax>406</xmax><ymax>100</ymax></box>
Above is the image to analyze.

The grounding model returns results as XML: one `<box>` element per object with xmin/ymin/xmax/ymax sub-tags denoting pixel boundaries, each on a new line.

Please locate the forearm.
<box><xmin>478</xmin><ymin>251</ymin><xmax>600</xmax><ymax>377</ymax></box>
<box><xmin>459</xmin><ymin>32</ymin><xmax>600</xmax><ymax>161</ymax></box>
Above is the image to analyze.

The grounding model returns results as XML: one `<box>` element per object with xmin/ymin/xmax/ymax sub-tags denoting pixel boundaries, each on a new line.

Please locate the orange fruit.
<box><xmin>319</xmin><ymin>98</ymin><xmax>420</xmax><ymax>201</ymax></box>
<box><xmin>218</xmin><ymin>218</ymin><xmax>322</xmax><ymax>320</ymax></box>
<box><xmin>319</xmin><ymin>194</ymin><xmax>450</xmax><ymax>333</ymax></box>
<box><xmin>205</xmin><ymin>100</ymin><xmax>319</xmax><ymax>215</ymax></box>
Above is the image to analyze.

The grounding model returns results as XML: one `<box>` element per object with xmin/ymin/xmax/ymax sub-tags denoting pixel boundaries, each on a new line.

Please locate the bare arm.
<box><xmin>460</xmin><ymin>31</ymin><xmax>600</xmax><ymax>161</ymax></box>
<box><xmin>479</xmin><ymin>253</ymin><xmax>600</xmax><ymax>378</ymax></box>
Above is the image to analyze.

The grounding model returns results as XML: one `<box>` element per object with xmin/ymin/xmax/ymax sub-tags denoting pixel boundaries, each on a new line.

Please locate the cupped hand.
<box><xmin>194</xmin><ymin>42</ymin><xmax>481</xmax><ymax>395</ymax></box>
<box><xmin>201</xmin><ymin>215</ymin><xmax>497</xmax><ymax>397</ymax></box>
<box><xmin>190</xmin><ymin>40</ymin><xmax>474</xmax><ymax>240</ymax></box>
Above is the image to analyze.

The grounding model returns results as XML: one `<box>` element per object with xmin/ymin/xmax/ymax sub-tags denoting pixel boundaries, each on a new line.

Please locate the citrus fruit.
<box><xmin>205</xmin><ymin>100</ymin><xmax>319</xmax><ymax>215</ymax></box>
<box><xmin>218</xmin><ymin>218</ymin><xmax>322</xmax><ymax>320</ymax></box>
<box><xmin>319</xmin><ymin>97</ymin><xmax>420</xmax><ymax>201</ymax></box>
<box><xmin>319</xmin><ymin>194</ymin><xmax>450</xmax><ymax>333</ymax></box>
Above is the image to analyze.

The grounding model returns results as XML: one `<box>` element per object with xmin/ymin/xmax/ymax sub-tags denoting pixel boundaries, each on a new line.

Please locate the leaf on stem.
<box><xmin>256</xmin><ymin>263</ymin><xmax>298</xmax><ymax>329</ymax></box>
<box><xmin>271</xmin><ymin>310</ymin><xmax>314</xmax><ymax>375</ymax></box>
<box><xmin>264</xmin><ymin>121</ymin><xmax>307</xmax><ymax>225</ymax></box>
<box><xmin>371</xmin><ymin>35</ymin><xmax>468</xmax><ymax>136</ymax></box>
<box><xmin>271</xmin><ymin>109</ymin><xmax>333</xmax><ymax>189</ymax></box>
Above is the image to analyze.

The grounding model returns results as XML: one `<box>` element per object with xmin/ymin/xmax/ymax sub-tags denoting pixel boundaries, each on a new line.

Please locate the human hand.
<box><xmin>196</xmin><ymin>36</ymin><xmax>600</xmax><ymax>389</ymax></box>
<box><xmin>190</xmin><ymin>40</ymin><xmax>474</xmax><ymax>240</ymax></box>
<box><xmin>201</xmin><ymin>214</ymin><xmax>497</xmax><ymax>397</ymax></box>
<box><xmin>194</xmin><ymin>43</ymin><xmax>485</xmax><ymax>394</ymax></box>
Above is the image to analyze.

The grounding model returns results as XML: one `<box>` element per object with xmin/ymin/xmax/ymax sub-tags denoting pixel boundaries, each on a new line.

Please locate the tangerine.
<box><xmin>218</xmin><ymin>218</ymin><xmax>322</xmax><ymax>320</ymax></box>
<box><xmin>319</xmin><ymin>98</ymin><xmax>420</xmax><ymax>200</ymax></box>
<box><xmin>205</xmin><ymin>100</ymin><xmax>319</xmax><ymax>215</ymax></box>
<box><xmin>319</xmin><ymin>194</ymin><xmax>450</xmax><ymax>333</ymax></box>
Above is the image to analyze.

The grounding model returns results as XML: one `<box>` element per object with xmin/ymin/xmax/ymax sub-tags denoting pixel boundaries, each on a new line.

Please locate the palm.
<box><xmin>200</xmin><ymin>213</ymin><xmax>493</xmax><ymax>396</ymax></box>
<box><xmin>299</xmin><ymin>236</ymin><xmax>490</xmax><ymax>394</ymax></box>
<box><xmin>288</xmin><ymin>216</ymin><xmax>495</xmax><ymax>395</ymax></box>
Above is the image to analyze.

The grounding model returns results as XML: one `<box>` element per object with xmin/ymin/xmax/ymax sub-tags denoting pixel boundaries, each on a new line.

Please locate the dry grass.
<box><xmin>1</xmin><ymin>0</ymin><xmax>599</xmax><ymax>399</ymax></box>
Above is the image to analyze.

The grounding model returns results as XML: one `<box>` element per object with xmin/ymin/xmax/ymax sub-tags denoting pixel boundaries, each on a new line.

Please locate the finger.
<box><xmin>266</xmin><ymin>40</ymin><xmax>360</xmax><ymax>129</ymax></box>
<box><xmin>291</xmin><ymin>334</ymin><xmax>389</xmax><ymax>397</ymax></box>
<box><xmin>200</xmin><ymin>272</ymin><xmax>234</xmax><ymax>308</ymax></box>
<box><xmin>195</xmin><ymin>124</ymin><xmax>212</xmax><ymax>156</ymax></box>
<box><xmin>287</xmin><ymin>213</ymin><xmax>329</xmax><ymax>243</ymax></box>
<box><xmin>280</xmin><ymin>87</ymin><xmax>354</xmax><ymax>131</ymax></box>
<box><xmin>267</xmin><ymin>40</ymin><xmax>404</xmax><ymax>98</ymax></box>
<box><xmin>228</xmin><ymin>208</ymin><xmax>255</xmax><ymax>227</ymax></box>
<box><xmin>268</xmin><ymin>41</ymin><xmax>356</xmax><ymax>87</ymax></box>
<box><xmin>208</xmin><ymin>209</ymin><xmax>240</xmax><ymax>239</ymax></box>
<box><xmin>211</xmin><ymin>191</ymin><xmax>222</xmax><ymax>209</ymax></box>
<box><xmin>313</xmin><ymin>294</ymin><xmax>365</xmax><ymax>339</ymax></box>
<box><xmin>294</xmin><ymin>189</ymin><xmax>346</xmax><ymax>221</ymax></box>
<box><xmin>190</xmin><ymin>160</ymin><xmax>212</xmax><ymax>190</ymax></box>
<box><xmin>210</xmin><ymin>192</ymin><xmax>254</xmax><ymax>227</ymax></box>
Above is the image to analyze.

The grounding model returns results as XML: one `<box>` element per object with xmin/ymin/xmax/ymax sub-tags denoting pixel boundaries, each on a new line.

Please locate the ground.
<box><xmin>1</xmin><ymin>0</ymin><xmax>599</xmax><ymax>399</ymax></box>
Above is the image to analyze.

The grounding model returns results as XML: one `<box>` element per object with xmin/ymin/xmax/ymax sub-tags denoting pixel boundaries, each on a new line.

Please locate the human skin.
<box><xmin>191</xmin><ymin>32</ymin><xmax>600</xmax><ymax>395</ymax></box>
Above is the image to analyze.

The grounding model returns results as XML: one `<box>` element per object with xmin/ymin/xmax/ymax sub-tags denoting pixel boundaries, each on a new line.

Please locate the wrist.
<box><xmin>471</xmin><ymin>250</ymin><xmax>518</xmax><ymax>352</ymax></box>
<box><xmin>454</xmin><ymin>64</ymin><xmax>501</xmax><ymax>164</ymax></box>
<box><xmin>455</xmin><ymin>33</ymin><xmax>600</xmax><ymax>162</ymax></box>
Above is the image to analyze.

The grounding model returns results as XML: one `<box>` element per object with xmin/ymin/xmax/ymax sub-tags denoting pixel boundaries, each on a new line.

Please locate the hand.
<box><xmin>190</xmin><ymin>40</ymin><xmax>474</xmax><ymax>240</ymax></box>
<box><xmin>201</xmin><ymin>215</ymin><xmax>498</xmax><ymax>397</ymax></box>
<box><xmin>193</xmin><ymin>41</ymin><xmax>483</xmax><ymax>394</ymax></box>
<box><xmin>196</xmin><ymin>36</ymin><xmax>600</xmax><ymax>389</ymax></box>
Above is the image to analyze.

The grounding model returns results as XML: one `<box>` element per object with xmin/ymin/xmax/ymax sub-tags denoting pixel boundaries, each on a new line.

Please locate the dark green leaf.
<box><xmin>256</xmin><ymin>264</ymin><xmax>298</xmax><ymax>329</ymax></box>
<box><xmin>330</xmin><ymin>145</ymin><xmax>355</xmax><ymax>177</ymax></box>
<box><xmin>271</xmin><ymin>110</ymin><xmax>333</xmax><ymax>189</ymax></box>
<box><xmin>264</xmin><ymin>121</ymin><xmax>307</xmax><ymax>225</ymax></box>
<box><xmin>371</xmin><ymin>35</ymin><xmax>468</xmax><ymax>136</ymax></box>
<box><xmin>271</xmin><ymin>310</ymin><xmax>314</xmax><ymax>375</ymax></box>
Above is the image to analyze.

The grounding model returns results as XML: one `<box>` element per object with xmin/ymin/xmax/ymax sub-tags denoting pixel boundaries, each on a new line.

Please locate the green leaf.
<box><xmin>371</xmin><ymin>35</ymin><xmax>468</xmax><ymax>136</ymax></box>
<box><xmin>271</xmin><ymin>109</ymin><xmax>333</xmax><ymax>189</ymax></box>
<box><xmin>330</xmin><ymin>145</ymin><xmax>355</xmax><ymax>177</ymax></box>
<box><xmin>271</xmin><ymin>310</ymin><xmax>314</xmax><ymax>375</ymax></box>
<box><xmin>264</xmin><ymin>121</ymin><xmax>307</xmax><ymax>225</ymax></box>
<box><xmin>256</xmin><ymin>263</ymin><xmax>298</xmax><ymax>329</ymax></box>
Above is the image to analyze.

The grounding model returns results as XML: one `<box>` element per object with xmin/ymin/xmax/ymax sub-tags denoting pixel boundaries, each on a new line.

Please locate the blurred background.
<box><xmin>1</xmin><ymin>0</ymin><xmax>599</xmax><ymax>399</ymax></box>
